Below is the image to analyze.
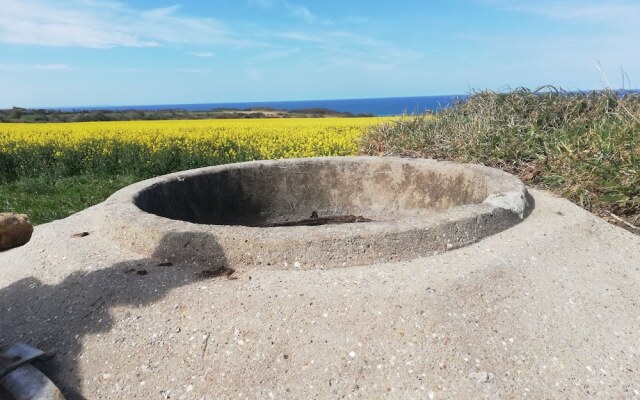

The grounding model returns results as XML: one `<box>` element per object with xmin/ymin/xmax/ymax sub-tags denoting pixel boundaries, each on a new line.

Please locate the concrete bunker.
<box><xmin>99</xmin><ymin>157</ymin><xmax>532</xmax><ymax>269</ymax></box>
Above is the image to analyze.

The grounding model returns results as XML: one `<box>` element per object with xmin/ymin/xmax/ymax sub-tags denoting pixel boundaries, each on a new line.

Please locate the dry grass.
<box><xmin>361</xmin><ymin>88</ymin><xmax>640</xmax><ymax>231</ymax></box>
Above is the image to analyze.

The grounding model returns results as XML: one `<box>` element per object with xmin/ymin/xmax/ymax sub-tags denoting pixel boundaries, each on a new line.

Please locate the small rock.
<box><xmin>469</xmin><ymin>371</ymin><xmax>494</xmax><ymax>383</ymax></box>
<box><xmin>71</xmin><ymin>231</ymin><xmax>90</xmax><ymax>238</ymax></box>
<box><xmin>0</xmin><ymin>213</ymin><xmax>33</xmax><ymax>250</ymax></box>
<box><xmin>157</xmin><ymin>261</ymin><xmax>173</xmax><ymax>267</ymax></box>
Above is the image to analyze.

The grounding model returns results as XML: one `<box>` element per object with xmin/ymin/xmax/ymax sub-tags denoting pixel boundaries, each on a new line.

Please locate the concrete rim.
<box><xmin>97</xmin><ymin>157</ymin><xmax>532</xmax><ymax>270</ymax></box>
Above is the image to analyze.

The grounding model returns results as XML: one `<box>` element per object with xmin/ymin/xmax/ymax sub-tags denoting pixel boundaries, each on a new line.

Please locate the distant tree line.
<box><xmin>0</xmin><ymin>106</ymin><xmax>373</xmax><ymax>123</ymax></box>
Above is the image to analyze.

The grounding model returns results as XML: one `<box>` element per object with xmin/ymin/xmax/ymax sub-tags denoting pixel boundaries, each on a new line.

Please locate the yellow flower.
<box><xmin>0</xmin><ymin>117</ymin><xmax>391</xmax><ymax>179</ymax></box>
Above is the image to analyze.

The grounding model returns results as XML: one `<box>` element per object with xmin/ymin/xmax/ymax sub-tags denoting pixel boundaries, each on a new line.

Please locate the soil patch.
<box><xmin>260</xmin><ymin>212</ymin><xmax>373</xmax><ymax>227</ymax></box>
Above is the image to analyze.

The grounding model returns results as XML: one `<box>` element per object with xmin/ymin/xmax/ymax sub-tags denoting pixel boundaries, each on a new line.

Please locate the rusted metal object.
<box><xmin>0</xmin><ymin>343</ymin><xmax>66</xmax><ymax>400</ymax></box>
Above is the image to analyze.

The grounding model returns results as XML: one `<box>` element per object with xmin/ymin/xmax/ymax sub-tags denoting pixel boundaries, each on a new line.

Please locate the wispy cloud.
<box><xmin>324</xmin><ymin>44</ymin><xmax>423</xmax><ymax>77</ymax></box>
<box><xmin>34</xmin><ymin>63</ymin><xmax>74</xmax><ymax>71</ymax></box>
<box><xmin>170</xmin><ymin>67</ymin><xmax>215</xmax><ymax>74</ymax></box>
<box><xmin>249</xmin><ymin>0</ymin><xmax>316</xmax><ymax>23</ymax></box>
<box><xmin>277</xmin><ymin>31</ymin><xmax>325</xmax><ymax>43</ymax></box>
<box><xmin>0</xmin><ymin>0</ymin><xmax>232</xmax><ymax>48</ymax></box>
<box><xmin>0</xmin><ymin>63</ymin><xmax>74</xmax><ymax>71</ymax></box>
<box><xmin>320</xmin><ymin>15</ymin><xmax>369</xmax><ymax>26</ymax></box>
<box><xmin>471</xmin><ymin>0</ymin><xmax>640</xmax><ymax>87</ymax></box>
<box><xmin>248</xmin><ymin>0</ymin><xmax>275</xmax><ymax>7</ymax></box>
<box><xmin>454</xmin><ymin>26</ymin><xmax>640</xmax><ymax>91</ymax></box>
<box><xmin>483</xmin><ymin>0</ymin><xmax>640</xmax><ymax>25</ymax></box>
<box><xmin>0</xmin><ymin>64</ymin><xmax>19</xmax><ymax>71</ymax></box>
<box><xmin>269</xmin><ymin>28</ymin><xmax>424</xmax><ymax>80</ymax></box>
<box><xmin>285</xmin><ymin>2</ymin><xmax>315</xmax><ymax>23</ymax></box>
<box><xmin>277</xmin><ymin>30</ymin><xmax>387</xmax><ymax>48</ymax></box>
<box><xmin>543</xmin><ymin>3</ymin><xmax>640</xmax><ymax>24</ymax></box>
<box><xmin>189</xmin><ymin>52</ymin><xmax>215</xmax><ymax>58</ymax></box>
<box><xmin>254</xmin><ymin>48</ymin><xmax>300</xmax><ymax>61</ymax></box>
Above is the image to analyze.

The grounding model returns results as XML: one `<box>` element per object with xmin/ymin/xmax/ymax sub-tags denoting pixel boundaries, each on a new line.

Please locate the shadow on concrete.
<box><xmin>0</xmin><ymin>232</ymin><xmax>228</xmax><ymax>400</ymax></box>
<box><xmin>524</xmin><ymin>191</ymin><xmax>536</xmax><ymax>219</ymax></box>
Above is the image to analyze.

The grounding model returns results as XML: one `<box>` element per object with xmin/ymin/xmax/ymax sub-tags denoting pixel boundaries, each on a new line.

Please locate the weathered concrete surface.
<box><xmin>0</xmin><ymin>188</ymin><xmax>639</xmax><ymax>399</ymax></box>
<box><xmin>98</xmin><ymin>157</ymin><xmax>531</xmax><ymax>269</ymax></box>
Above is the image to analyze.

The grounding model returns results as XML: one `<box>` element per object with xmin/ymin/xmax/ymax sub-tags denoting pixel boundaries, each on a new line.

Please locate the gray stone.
<box><xmin>0</xmin><ymin>213</ymin><xmax>33</xmax><ymax>251</ymax></box>
<box><xmin>97</xmin><ymin>157</ymin><xmax>532</xmax><ymax>270</ymax></box>
<box><xmin>469</xmin><ymin>371</ymin><xmax>494</xmax><ymax>383</ymax></box>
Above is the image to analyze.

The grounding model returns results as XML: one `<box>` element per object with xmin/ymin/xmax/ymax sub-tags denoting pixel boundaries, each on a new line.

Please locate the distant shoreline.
<box><xmin>5</xmin><ymin>90</ymin><xmax>633</xmax><ymax>123</ymax></box>
<box><xmin>0</xmin><ymin>107</ymin><xmax>376</xmax><ymax>123</ymax></box>
<box><xmin>1</xmin><ymin>95</ymin><xmax>467</xmax><ymax>120</ymax></box>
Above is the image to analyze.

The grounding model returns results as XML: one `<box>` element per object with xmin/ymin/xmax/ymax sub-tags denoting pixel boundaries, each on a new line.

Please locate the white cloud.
<box><xmin>249</xmin><ymin>0</ymin><xmax>275</xmax><ymax>8</ymax></box>
<box><xmin>0</xmin><ymin>64</ymin><xmax>19</xmax><ymax>71</ymax></box>
<box><xmin>254</xmin><ymin>48</ymin><xmax>300</xmax><ymax>60</ymax></box>
<box><xmin>278</xmin><ymin>31</ymin><xmax>325</xmax><ymax>43</ymax></box>
<box><xmin>277</xmin><ymin>30</ymin><xmax>381</xmax><ymax>48</ymax></box>
<box><xmin>0</xmin><ymin>0</ymin><xmax>232</xmax><ymax>48</ymax></box>
<box><xmin>469</xmin><ymin>0</ymin><xmax>640</xmax><ymax>88</ymax></box>
<box><xmin>0</xmin><ymin>63</ymin><xmax>74</xmax><ymax>71</ymax></box>
<box><xmin>454</xmin><ymin>27</ymin><xmax>640</xmax><ymax>90</ymax></box>
<box><xmin>285</xmin><ymin>2</ymin><xmax>315</xmax><ymax>23</ymax></box>
<box><xmin>277</xmin><ymin>30</ymin><xmax>422</xmax><ymax>59</ymax></box>
<box><xmin>34</xmin><ymin>63</ymin><xmax>74</xmax><ymax>71</ymax></box>
<box><xmin>248</xmin><ymin>0</ymin><xmax>316</xmax><ymax>23</ymax></box>
<box><xmin>141</xmin><ymin>5</ymin><xmax>182</xmax><ymax>19</ymax></box>
<box><xmin>484</xmin><ymin>0</ymin><xmax>640</xmax><ymax>25</ymax></box>
<box><xmin>170</xmin><ymin>68</ymin><xmax>215</xmax><ymax>73</ymax></box>
<box><xmin>189</xmin><ymin>52</ymin><xmax>215</xmax><ymax>58</ymax></box>
<box><xmin>268</xmin><ymin>28</ymin><xmax>425</xmax><ymax>82</ymax></box>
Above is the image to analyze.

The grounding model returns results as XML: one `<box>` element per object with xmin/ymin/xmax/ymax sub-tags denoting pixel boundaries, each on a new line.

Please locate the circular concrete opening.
<box><xmin>99</xmin><ymin>157</ymin><xmax>532</xmax><ymax>270</ymax></box>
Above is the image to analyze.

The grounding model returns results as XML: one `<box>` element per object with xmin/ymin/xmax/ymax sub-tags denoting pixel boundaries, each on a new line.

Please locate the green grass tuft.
<box><xmin>0</xmin><ymin>174</ymin><xmax>138</xmax><ymax>225</ymax></box>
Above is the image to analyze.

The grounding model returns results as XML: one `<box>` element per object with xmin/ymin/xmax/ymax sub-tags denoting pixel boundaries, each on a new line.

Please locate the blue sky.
<box><xmin>0</xmin><ymin>0</ymin><xmax>638</xmax><ymax>108</ymax></box>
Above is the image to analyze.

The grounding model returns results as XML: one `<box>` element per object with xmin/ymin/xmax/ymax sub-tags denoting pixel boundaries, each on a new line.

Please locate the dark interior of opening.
<box><xmin>133</xmin><ymin>160</ymin><xmax>488</xmax><ymax>226</ymax></box>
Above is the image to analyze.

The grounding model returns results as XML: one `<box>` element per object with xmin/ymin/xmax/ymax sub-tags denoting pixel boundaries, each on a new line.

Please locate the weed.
<box><xmin>361</xmin><ymin>88</ymin><xmax>640</xmax><ymax>230</ymax></box>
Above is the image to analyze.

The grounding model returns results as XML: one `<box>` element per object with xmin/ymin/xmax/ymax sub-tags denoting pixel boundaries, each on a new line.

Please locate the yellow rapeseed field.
<box><xmin>0</xmin><ymin>117</ymin><xmax>388</xmax><ymax>181</ymax></box>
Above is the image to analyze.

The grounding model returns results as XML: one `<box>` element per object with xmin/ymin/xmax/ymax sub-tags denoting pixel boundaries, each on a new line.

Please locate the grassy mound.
<box><xmin>361</xmin><ymin>88</ymin><xmax>640</xmax><ymax>230</ymax></box>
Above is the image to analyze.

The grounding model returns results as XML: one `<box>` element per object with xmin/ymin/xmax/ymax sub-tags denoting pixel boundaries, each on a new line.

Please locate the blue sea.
<box><xmin>60</xmin><ymin>95</ymin><xmax>467</xmax><ymax>117</ymax></box>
